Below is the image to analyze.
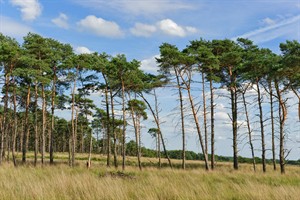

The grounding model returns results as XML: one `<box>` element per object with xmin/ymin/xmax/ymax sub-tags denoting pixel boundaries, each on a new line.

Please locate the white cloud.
<box><xmin>10</xmin><ymin>0</ymin><xmax>42</xmax><ymax>21</ymax></box>
<box><xmin>74</xmin><ymin>46</ymin><xmax>93</xmax><ymax>54</ymax></box>
<box><xmin>233</xmin><ymin>15</ymin><xmax>300</xmax><ymax>43</ymax></box>
<box><xmin>130</xmin><ymin>23</ymin><xmax>156</xmax><ymax>37</ymax></box>
<box><xmin>75</xmin><ymin>0</ymin><xmax>194</xmax><ymax>16</ymax></box>
<box><xmin>158</xmin><ymin>19</ymin><xmax>186</xmax><ymax>37</ymax></box>
<box><xmin>130</xmin><ymin>19</ymin><xmax>197</xmax><ymax>38</ymax></box>
<box><xmin>157</xmin><ymin>19</ymin><xmax>198</xmax><ymax>37</ymax></box>
<box><xmin>0</xmin><ymin>16</ymin><xmax>33</xmax><ymax>38</ymax></box>
<box><xmin>52</xmin><ymin>13</ymin><xmax>69</xmax><ymax>29</ymax></box>
<box><xmin>77</xmin><ymin>15</ymin><xmax>123</xmax><ymax>38</ymax></box>
<box><xmin>141</xmin><ymin>55</ymin><xmax>160</xmax><ymax>73</ymax></box>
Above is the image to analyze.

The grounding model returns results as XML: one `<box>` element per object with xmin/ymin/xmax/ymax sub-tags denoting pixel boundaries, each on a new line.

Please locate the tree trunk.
<box><xmin>12</xmin><ymin>80</ymin><xmax>17</xmax><ymax>167</ymax></box>
<box><xmin>68</xmin><ymin>136</ymin><xmax>72</xmax><ymax>167</ymax></box>
<box><xmin>275</xmin><ymin>81</ymin><xmax>286</xmax><ymax>174</ymax></box>
<box><xmin>103</xmin><ymin>79</ymin><xmax>111</xmax><ymax>167</ymax></box>
<box><xmin>256</xmin><ymin>80</ymin><xmax>266</xmax><ymax>172</ymax></box>
<box><xmin>50</xmin><ymin>66</ymin><xmax>56</xmax><ymax>164</ymax></box>
<box><xmin>202</xmin><ymin>73</ymin><xmax>208</xmax><ymax>157</ymax></box>
<box><xmin>174</xmin><ymin>69</ymin><xmax>186</xmax><ymax>169</ymax></box>
<box><xmin>130</xmin><ymin>104</ymin><xmax>142</xmax><ymax>170</ymax></box>
<box><xmin>209</xmin><ymin>78</ymin><xmax>215</xmax><ymax>170</ymax></box>
<box><xmin>121</xmin><ymin>79</ymin><xmax>126</xmax><ymax>170</ymax></box>
<box><xmin>140</xmin><ymin>93</ymin><xmax>172</xmax><ymax>169</ymax></box>
<box><xmin>229</xmin><ymin>66</ymin><xmax>238</xmax><ymax>170</ymax></box>
<box><xmin>70</xmin><ymin>69</ymin><xmax>77</xmax><ymax>167</ymax></box>
<box><xmin>154</xmin><ymin>90</ymin><xmax>161</xmax><ymax>168</ymax></box>
<box><xmin>269</xmin><ymin>81</ymin><xmax>276</xmax><ymax>171</ymax></box>
<box><xmin>187</xmin><ymin>87</ymin><xmax>209</xmax><ymax>170</ymax></box>
<box><xmin>109</xmin><ymin>89</ymin><xmax>118</xmax><ymax>168</ymax></box>
<box><xmin>87</xmin><ymin>129</ymin><xmax>93</xmax><ymax>169</ymax></box>
<box><xmin>22</xmin><ymin>85</ymin><xmax>31</xmax><ymax>163</ymax></box>
<box><xmin>34</xmin><ymin>82</ymin><xmax>38</xmax><ymax>166</ymax></box>
<box><xmin>232</xmin><ymin>88</ymin><xmax>238</xmax><ymax>170</ymax></box>
<box><xmin>179</xmin><ymin>68</ymin><xmax>209</xmax><ymax>170</ymax></box>
<box><xmin>242</xmin><ymin>86</ymin><xmax>256</xmax><ymax>172</ymax></box>
<box><xmin>41</xmin><ymin>84</ymin><xmax>46</xmax><ymax>165</ymax></box>
<box><xmin>0</xmin><ymin>72</ymin><xmax>10</xmax><ymax>164</ymax></box>
<box><xmin>80</xmin><ymin>125</ymin><xmax>84</xmax><ymax>153</ymax></box>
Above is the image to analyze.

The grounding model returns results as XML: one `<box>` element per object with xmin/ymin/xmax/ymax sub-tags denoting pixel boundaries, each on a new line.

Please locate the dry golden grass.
<box><xmin>0</xmin><ymin>153</ymin><xmax>299</xmax><ymax>200</ymax></box>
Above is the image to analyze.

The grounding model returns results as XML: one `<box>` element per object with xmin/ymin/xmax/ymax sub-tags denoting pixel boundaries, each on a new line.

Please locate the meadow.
<box><xmin>0</xmin><ymin>153</ymin><xmax>299</xmax><ymax>200</ymax></box>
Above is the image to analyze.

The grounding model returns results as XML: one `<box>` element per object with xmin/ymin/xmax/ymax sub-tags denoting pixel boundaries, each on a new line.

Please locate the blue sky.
<box><xmin>1</xmin><ymin>0</ymin><xmax>300</xmax><ymax>160</ymax></box>
<box><xmin>1</xmin><ymin>0</ymin><xmax>299</xmax><ymax>62</ymax></box>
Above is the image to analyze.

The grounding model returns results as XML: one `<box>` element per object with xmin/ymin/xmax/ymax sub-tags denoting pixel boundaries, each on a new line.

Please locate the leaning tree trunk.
<box><xmin>140</xmin><ymin>92</ymin><xmax>172</xmax><ymax>169</ymax></box>
<box><xmin>241</xmin><ymin>86</ymin><xmax>256</xmax><ymax>172</ymax></box>
<box><xmin>179</xmin><ymin>67</ymin><xmax>209</xmax><ymax>170</ymax></box>
<box><xmin>174</xmin><ymin>69</ymin><xmax>186</xmax><ymax>169</ymax></box>
<box><xmin>187</xmin><ymin>87</ymin><xmax>209</xmax><ymax>170</ymax></box>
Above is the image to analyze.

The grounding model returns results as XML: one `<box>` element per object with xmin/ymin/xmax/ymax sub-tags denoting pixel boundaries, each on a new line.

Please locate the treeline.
<box><xmin>127</xmin><ymin>140</ymin><xmax>300</xmax><ymax>166</ymax></box>
<box><xmin>0</xmin><ymin>32</ymin><xmax>299</xmax><ymax>174</ymax></box>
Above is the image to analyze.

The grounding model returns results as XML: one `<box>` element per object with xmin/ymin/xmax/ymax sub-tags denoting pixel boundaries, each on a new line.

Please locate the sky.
<box><xmin>1</xmin><ymin>0</ymin><xmax>300</xmax><ymax>161</ymax></box>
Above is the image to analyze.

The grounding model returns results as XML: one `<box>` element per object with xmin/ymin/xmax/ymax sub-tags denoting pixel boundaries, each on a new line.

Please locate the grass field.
<box><xmin>0</xmin><ymin>153</ymin><xmax>299</xmax><ymax>200</ymax></box>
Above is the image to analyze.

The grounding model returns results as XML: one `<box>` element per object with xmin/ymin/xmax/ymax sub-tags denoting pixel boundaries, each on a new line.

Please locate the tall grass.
<box><xmin>0</xmin><ymin>153</ymin><xmax>299</xmax><ymax>199</ymax></box>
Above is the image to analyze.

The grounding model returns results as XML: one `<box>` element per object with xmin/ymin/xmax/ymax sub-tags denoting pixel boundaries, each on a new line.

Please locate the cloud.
<box><xmin>74</xmin><ymin>46</ymin><xmax>93</xmax><ymax>54</ymax></box>
<box><xmin>52</xmin><ymin>13</ymin><xmax>69</xmax><ymax>29</ymax></box>
<box><xmin>141</xmin><ymin>55</ymin><xmax>160</xmax><ymax>73</ymax></box>
<box><xmin>10</xmin><ymin>0</ymin><xmax>42</xmax><ymax>21</ymax></box>
<box><xmin>74</xmin><ymin>0</ymin><xmax>194</xmax><ymax>16</ymax></box>
<box><xmin>158</xmin><ymin>19</ymin><xmax>186</xmax><ymax>37</ymax></box>
<box><xmin>233</xmin><ymin>15</ymin><xmax>300</xmax><ymax>43</ymax></box>
<box><xmin>157</xmin><ymin>19</ymin><xmax>198</xmax><ymax>37</ymax></box>
<box><xmin>130</xmin><ymin>23</ymin><xmax>156</xmax><ymax>37</ymax></box>
<box><xmin>77</xmin><ymin>15</ymin><xmax>123</xmax><ymax>38</ymax></box>
<box><xmin>0</xmin><ymin>15</ymin><xmax>33</xmax><ymax>38</ymax></box>
<box><xmin>130</xmin><ymin>19</ymin><xmax>197</xmax><ymax>37</ymax></box>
